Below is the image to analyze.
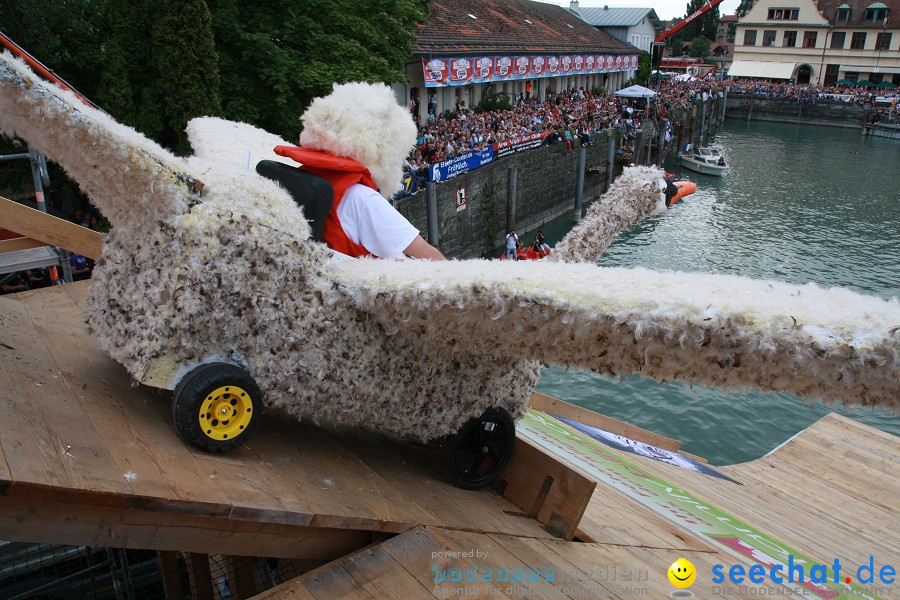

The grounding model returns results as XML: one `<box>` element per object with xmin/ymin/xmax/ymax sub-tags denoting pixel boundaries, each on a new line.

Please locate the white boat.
<box><xmin>678</xmin><ymin>145</ymin><xmax>727</xmax><ymax>176</ymax></box>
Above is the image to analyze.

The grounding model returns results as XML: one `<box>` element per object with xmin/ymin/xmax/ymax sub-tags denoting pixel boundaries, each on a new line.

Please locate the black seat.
<box><xmin>255</xmin><ymin>160</ymin><xmax>333</xmax><ymax>242</ymax></box>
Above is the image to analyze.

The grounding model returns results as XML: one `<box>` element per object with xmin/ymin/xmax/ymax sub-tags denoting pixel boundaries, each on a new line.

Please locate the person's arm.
<box><xmin>403</xmin><ymin>235</ymin><xmax>445</xmax><ymax>260</ymax></box>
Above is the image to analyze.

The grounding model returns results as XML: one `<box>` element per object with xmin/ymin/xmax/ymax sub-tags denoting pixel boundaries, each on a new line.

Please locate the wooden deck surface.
<box><xmin>2</xmin><ymin>282</ymin><xmax>897</xmax><ymax>600</ymax></box>
<box><xmin>257</xmin><ymin>411</ymin><xmax>898</xmax><ymax>600</ymax></box>
<box><xmin>253</xmin><ymin>525</ymin><xmax>764</xmax><ymax>600</ymax></box>
<box><xmin>0</xmin><ymin>283</ymin><xmax>557</xmax><ymax>558</ymax></box>
<box><xmin>592</xmin><ymin>411</ymin><xmax>900</xmax><ymax>582</ymax></box>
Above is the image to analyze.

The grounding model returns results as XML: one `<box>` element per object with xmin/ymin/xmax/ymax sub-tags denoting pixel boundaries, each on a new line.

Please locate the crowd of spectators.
<box><xmin>400</xmin><ymin>78</ymin><xmax>728</xmax><ymax>192</ymax></box>
<box><xmin>397</xmin><ymin>76</ymin><xmax>897</xmax><ymax>195</ymax></box>
<box><xmin>726</xmin><ymin>79</ymin><xmax>899</xmax><ymax>106</ymax></box>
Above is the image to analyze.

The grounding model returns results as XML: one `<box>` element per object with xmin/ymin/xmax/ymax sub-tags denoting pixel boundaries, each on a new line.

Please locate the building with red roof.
<box><xmin>400</xmin><ymin>0</ymin><xmax>641</xmax><ymax>119</ymax></box>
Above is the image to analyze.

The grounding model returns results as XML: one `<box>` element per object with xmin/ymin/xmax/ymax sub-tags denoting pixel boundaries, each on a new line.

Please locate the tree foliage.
<box><xmin>475</xmin><ymin>87</ymin><xmax>512</xmax><ymax>113</ymax></box>
<box><xmin>669</xmin><ymin>0</ymin><xmax>719</xmax><ymax>50</ymax></box>
<box><xmin>98</xmin><ymin>0</ymin><xmax>221</xmax><ymax>155</ymax></box>
<box><xmin>3</xmin><ymin>0</ymin><xmax>428</xmax><ymax>150</ymax></box>
<box><xmin>0</xmin><ymin>0</ymin><xmax>107</xmax><ymax>98</ymax></box>
<box><xmin>689</xmin><ymin>36</ymin><xmax>711</xmax><ymax>59</ymax></box>
<box><xmin>637</xmin><ymin>52</ymin><xmax>652</xmax><ymax>84</ymax></box>
<box><xmin>207</xmin><ymin>0</ymin><xmax>429</xmax><ymax>141</ymax></box>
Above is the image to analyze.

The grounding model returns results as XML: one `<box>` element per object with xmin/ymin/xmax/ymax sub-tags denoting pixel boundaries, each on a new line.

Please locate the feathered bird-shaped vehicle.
<box><xmin>1</xmin><ymin>53</ymin><xmax>897</xmax><ymax>489</ymax></box>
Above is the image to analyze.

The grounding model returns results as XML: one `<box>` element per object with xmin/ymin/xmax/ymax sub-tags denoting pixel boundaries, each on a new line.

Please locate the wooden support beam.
<box><xmin>0</xmin><ymin>196</ymin><xmax>104</xmax><ymax>259</ymax></box>
<box><xmin>0</xmin><ymin>236</ymin><xmax>47</xmax><ymax>254</ymax></box>
<box><xmin>158</xmin><ymin>551</ymin><xmax>185</xmax><ymax>600</ymax></box>
<box><xmin>230</xmin><ymin>555</ymin><xmax>262</xmax><ymax>599</ymax></box>
<box><xmin>186</xmin><ymin>553</ymin><xmax>216</xmax><ymax>600</ymax></box>
<box><xmin>499</xmin><ymin>436</ymin><xmax>596</xmax><ymax>540</ymax></box>
<box><xmin>0</xmin><ymin>495</ymin><xmax>373</xmax><ymax>561</ymax></box>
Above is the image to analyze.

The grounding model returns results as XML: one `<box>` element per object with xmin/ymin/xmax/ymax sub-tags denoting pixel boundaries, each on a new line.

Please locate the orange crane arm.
<box><xmin>655</xmin><ymin>0</ymin><xmax>726</xmax><ymax>43</ymax></box>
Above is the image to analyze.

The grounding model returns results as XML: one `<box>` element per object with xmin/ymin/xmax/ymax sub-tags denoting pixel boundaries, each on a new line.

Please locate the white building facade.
<box><xmin>730</xmin><ymin>0</ymin><xmax>900</xmax><ymax>84</ymax></box>
<box><xmin>568</xmin><ymin>2</ymin><xmax>662</xmax><ymax>54</ymax></box>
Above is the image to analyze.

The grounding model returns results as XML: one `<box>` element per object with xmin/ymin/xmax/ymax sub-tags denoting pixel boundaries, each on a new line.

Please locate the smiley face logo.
<box><xmin>668</xmin><ymin>558</ymin><xmax>696</xmax><ymax>588</ymax></box>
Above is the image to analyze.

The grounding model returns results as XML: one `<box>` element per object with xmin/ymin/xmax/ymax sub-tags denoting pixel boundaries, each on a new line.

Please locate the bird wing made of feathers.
<box><xmin>330</xmin><ymin>255</ymin><xmax>899</xmax><ymax>411</ymax></box>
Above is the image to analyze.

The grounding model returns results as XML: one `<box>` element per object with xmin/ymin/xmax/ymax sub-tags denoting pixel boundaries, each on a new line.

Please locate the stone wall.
<box><xmin>395</xmin><ymin>136</ymin><xmax>614</xmax><ymax>259</ymax></box>
<box><xmin>725</xmin><ymin>95</ymin><xmax>866</xmax><ymax>128</ymax></box>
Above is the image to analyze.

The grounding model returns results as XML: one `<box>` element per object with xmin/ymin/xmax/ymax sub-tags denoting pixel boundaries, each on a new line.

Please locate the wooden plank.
<box><xmin>334</xmin><ymin>427</ymin><xmax>556</xmax><ymax>538</ymax></box>
<box><xmin>0</xmin><ymin>237</ymin><xmax>46</xmax><ymax>254</ymax></box>
<box><xmin>0</xmin><ymin>196</ymin><xmax>104</xmax><ymax>259</ymax></box>
<box><xmin>382</xmin><ymin>526</ymin><xmax>520</xmax><ymax>600</ymax></box>
<box><xmin>499</xmin><ymin>436</ymin><xmax>596</xmax><ymax>540</ymax></box>
<box><xmin>296</xmin><ymin>562</ymin><xmax>379</xmax><ymax>599</ymax></box>
<box><xmin>11</xmin><ymin>289</ymin><xmax>135</xmax><ymax>494</ymax></box>
<box><xmin>187</xmin><ymin>553</ymin><xmax>216</xmax><ymax>600</ymax></box>
<box><xmin>576</xmin><ymin>488</ymin><xmax>714</xmax><ymax>551</ymax></box>
<box><xmin>158</xmin><ymin>551</ymin><xmax>185</xmax><ymax>600</ymax></box>
<box><xmin>0</xmin><ymin>296</ymin><xmax>75</xmax><ymax>488</ymax></box>
<box><xmin>487</xmin><ymin>533</ymin><xmax>626</xmax><ymax>599</ymax></box>
<box><xmin>18</xmin><ymin>284</ymin><xmax>238</xmax><ymax>505</ymax></box>
<box><xmin>0</xmin><ymin>494</ymin><xmax>371</xmax><ymax>561</ymax></box>
<box><xmin>529</xmin><ymin>392</ymin><xmax>683</xmax><ymax>453</ymax></box>
<box><xmin>339</xmin><ymin>545</ymin><xmax>436</xmax><ymax>600</ymax></box>
<box><xmin>250</xmin><ymin>577</ymin><xmax>317</xmax><ymax>600</ymax></box>
<box><xmin>233</xmin><ymin>417</ymin><xmax>418</xmax><ymax>532</ymax></box>
<box><xmin>429</xmin><ymin>527</ymin><xmax>578</xmax><ymax>600</ymax></box>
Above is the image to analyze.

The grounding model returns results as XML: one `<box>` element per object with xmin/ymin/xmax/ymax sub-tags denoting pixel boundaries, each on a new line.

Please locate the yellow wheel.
<box><xmin>172</xmin><ymin>363</ymin><xmax>263</xmax><ymax>452</ymax></box>
<box><xmin>198</xmin><ymin>385</ymin><xmax>255</xmax><ymax>441</ymax></box>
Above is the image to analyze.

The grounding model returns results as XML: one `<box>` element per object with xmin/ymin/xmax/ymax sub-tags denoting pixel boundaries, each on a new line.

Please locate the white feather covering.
<box><xmin>333</xmin><ymin>258</ymin><xmax>898</xmax><ymax>411</ymax></box>
<box><xmin>1</xmin><ymin>52</ymin><xmax>895</xmax><ymax>451</ymax></box>
<box><xmin>553</xmin><ymin>165</ymin><xmax>666</xmax><ymax>263</ymax></box>
<box><xmin>0</xmin><ymin>54</ymin><xmax>198</xmax><ymax>229</ymax></box>
<box><xmin>186</xmin><ymin>116</ymin><xmax>296</xmax><ymax>170</ymax></box>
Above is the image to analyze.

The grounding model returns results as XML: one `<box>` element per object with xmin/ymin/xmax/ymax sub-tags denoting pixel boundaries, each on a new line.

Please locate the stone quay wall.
<box><xmin>724</xmin><ymin>95</ymin><xmax>867</xmax><ymax>129</ymax></box>
<box><xmin>395</xmin><ymin>139</ymin><xmax>614</xmax><ymax>259</ymax></box>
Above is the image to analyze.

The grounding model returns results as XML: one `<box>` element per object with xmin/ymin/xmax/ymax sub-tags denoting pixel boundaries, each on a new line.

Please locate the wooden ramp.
<box><xmin>585</xmin><ymin>411</ymin><xmax>900</xmax><ymax>582</ymax></box>
<box><xmin>0</xmin><ymin>283</ymin><xmax>592</xmax><ymax>565</ymax></box>
<box><xmin>257</xmin><ymin>396</ymin><xmax>899</xmax><ymax>599</ymax></box>
<box><xmin>1</xmin><ymin>283</ymin><xmax>897</xmax><ymax>600</ymax></box>
<box><xmin>252</xmin><ymin>525</ymin><xmax>762</xmax><ymax>599</ymax></box>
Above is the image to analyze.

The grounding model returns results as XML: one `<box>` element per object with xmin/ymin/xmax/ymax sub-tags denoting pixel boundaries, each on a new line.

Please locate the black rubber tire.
<box><xmin>172</xmin><ymin>362</ymin><xmax>263</xmax><ymax>453</ymax></box>
<box><xmin>444</xmin><ymin>407</ymin><xmax>516</xmax><ymax>490</ymax></box>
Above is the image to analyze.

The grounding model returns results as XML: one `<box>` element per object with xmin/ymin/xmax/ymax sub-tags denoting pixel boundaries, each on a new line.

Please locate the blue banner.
<box><xmin>428</xmin><ymin>147</ymin><xmax>494</xmax><ymax>183</ymax></box>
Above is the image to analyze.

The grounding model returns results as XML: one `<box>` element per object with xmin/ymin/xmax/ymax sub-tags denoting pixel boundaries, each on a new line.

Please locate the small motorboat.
<box><xmin>677</xmin><ymin>145</ymin><xmax>727</xmax><ymax>176</ymax></box>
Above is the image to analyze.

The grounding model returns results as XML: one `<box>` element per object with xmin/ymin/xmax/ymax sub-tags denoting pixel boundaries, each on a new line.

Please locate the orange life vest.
<box><xmin>273</xmin><ymin>145</ymin><xmax>376</xmax><ymax>258</ymax></box>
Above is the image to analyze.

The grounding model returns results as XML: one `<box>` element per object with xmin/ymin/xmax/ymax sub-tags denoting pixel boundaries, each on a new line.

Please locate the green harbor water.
<box><xmin>536</xmin><ymin>118</ymin><xmax>900</xmax><ymax>466</ymax></box>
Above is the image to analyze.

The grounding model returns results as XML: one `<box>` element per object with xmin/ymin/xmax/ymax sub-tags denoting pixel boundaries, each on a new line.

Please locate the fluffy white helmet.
<box><xmin>299</xmin><ymin>82</ymin><xmax>417</xmax><ymax>198</ymax></box>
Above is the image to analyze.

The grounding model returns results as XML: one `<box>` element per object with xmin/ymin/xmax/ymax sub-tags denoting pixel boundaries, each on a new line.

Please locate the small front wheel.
<box><xmin>172</xmin><ymin>363</ymin><xmax>263</xmax><ymax>453</ymax></box>
<box><xmin>445</xmin><ymin>407</ymin><xmax>515</xmax><ymax>490</ymax></box>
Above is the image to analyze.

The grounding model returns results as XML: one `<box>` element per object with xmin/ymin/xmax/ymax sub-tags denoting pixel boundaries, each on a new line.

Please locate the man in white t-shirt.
<box><xmin>505</xmin><ymin>230</ymin><xmax>519</xmax><ymax>260</ymax></box>
<box><xmin>275</xmin><ymin>82</ymin><xmax>444</xmax><ymax>261</ymax></box>
<box><xmin>338</xmin><ymin>183</ymin><xmax>443</xmax><ymax>260</ymax></box>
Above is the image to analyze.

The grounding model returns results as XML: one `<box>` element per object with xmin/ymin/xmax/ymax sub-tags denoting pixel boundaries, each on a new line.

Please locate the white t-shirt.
<box><xmin>336</xmin><ymin>184</ymin><xmax>419</xmax><ymax>259</ymax></box>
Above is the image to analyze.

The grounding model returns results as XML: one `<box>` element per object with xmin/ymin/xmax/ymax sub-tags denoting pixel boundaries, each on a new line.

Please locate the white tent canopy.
<box><xmin>614</xmin><ymin>84</ymin><xmax>657</xmax><ymax>98</ymax></box>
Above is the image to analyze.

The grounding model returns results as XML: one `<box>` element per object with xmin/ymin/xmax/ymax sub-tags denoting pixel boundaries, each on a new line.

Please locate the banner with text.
<box><xmin>428</xmin><ymin>147</ymin><xmax>495</xmax><ymax>183</ymax></box>
<box><xmin>493</xmin><ymin>131</ymin><xmax>550</xmax><ymax>159</ymax></box>
<box><xmin>423</xmin><ymin>54</ymin><xmax>638</xmax><ymax>87</ymax></box>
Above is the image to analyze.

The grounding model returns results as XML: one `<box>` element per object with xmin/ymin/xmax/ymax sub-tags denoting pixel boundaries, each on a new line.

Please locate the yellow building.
<box><xmin>730</xmin><ymin>0</ymin><xmax>899</xmax><ymax>85</ymax></box>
